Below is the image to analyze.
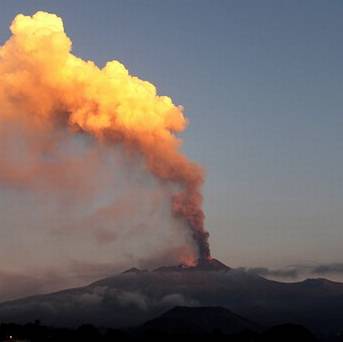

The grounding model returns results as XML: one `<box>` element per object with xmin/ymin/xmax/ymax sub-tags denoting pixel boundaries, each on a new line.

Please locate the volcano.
<box><xmin>0</xmin><ymin>258</ymin><xmax>342</xmax><ymax>335</ymax></box>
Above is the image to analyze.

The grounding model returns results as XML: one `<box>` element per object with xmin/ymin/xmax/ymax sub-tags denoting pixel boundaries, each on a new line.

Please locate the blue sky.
<box><xmin>0</xmin><ymin>0</ymin><xmax>342</xmax><ymax>267</ymax></box>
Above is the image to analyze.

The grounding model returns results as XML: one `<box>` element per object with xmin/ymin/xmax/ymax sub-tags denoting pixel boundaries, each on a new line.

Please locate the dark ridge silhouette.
<box><xmin>140</xmin><ymin>306</ymin><xmax>260</xmax><ymax>335</ymax></box>
<box><xmin>0</xmin><ymin>314</ymin><xmax>320</xmax><ymax>341</ymax></box>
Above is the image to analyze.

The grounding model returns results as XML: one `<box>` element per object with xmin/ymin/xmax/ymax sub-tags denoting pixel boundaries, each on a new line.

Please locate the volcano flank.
<box><xmin>0</xmin><ymin>258</ymin><xmax>342</xmax><ymax>336</ymax></box>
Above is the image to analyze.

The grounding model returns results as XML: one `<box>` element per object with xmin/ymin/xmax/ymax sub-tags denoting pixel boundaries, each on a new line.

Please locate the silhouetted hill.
<box><xmin>140</xmin><ymin>306</ymin><xmax>260</xmax><ymax>335</ymax></box>
<box><xmin>0</xmin><ymin>319</ymin><xmax>320</xmax><ymax>341</ymax></box>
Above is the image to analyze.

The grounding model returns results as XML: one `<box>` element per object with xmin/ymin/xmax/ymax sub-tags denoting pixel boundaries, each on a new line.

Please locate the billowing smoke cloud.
<box><xmin>0</xmin><ymin>10</ymin><xmax>210</xmax><ymax>265</ymax></box>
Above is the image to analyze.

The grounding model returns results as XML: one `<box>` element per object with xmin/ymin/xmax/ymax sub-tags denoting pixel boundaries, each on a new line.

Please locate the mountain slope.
<box><xmin>0</xmin><ymin>260</ymin><xmax>342</xmax><ymax>334</ymax></box>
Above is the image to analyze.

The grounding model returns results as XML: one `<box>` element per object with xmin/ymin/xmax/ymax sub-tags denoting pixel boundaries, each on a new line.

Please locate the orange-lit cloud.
<box><xmin>0</xmin><ymin>11</ymin><xmax>210</xmax><ymax>260</ymax></box>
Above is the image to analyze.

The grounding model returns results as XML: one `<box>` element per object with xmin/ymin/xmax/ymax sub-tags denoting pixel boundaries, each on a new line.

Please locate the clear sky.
<box><xmin>0</xmin><ymin>0</ymin><xmax>342</xmax><ymax>270</ymax></box>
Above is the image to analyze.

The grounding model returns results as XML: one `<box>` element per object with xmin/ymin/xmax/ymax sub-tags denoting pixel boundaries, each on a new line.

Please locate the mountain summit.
<box><xmin>154</xmin><ymin>258</ymin><xmax>231</xmax><ymax>272</ymax></box>
<box><xmin>195</xmin><ymin>258</ymin><xmax>231</xmax><ymax>271</ymax></box>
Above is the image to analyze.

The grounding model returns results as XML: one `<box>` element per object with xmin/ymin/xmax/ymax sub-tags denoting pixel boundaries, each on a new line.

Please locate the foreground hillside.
<box><xmin>0</xmin><ymin>307</ymin><xmax>319</xmax><ymax>342</ymax></box>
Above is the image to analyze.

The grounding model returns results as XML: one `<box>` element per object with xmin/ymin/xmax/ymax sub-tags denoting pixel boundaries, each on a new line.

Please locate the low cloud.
<box><xmin>247</xmin><ymin>263</ymin><xmax>343</xmax><ymax>282</ymax></box>
<box><xmin>247</xmin><ymin>267</ymin><xmax>299</xmax><ymax>279</ymax></box>
<box><xmin>312</xmin><ymin>263</ymin><xmax>343</xmax><ymax>276</ymax></box>
<box><xmin>0</xmin><ymin>283</ymin><xmax>199</xmax><ymax>328</ymax></box>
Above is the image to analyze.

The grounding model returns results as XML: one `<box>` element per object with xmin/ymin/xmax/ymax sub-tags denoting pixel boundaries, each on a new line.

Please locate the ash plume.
<box><xmin>0</xmin><ymin>12</ymin><xmax>210</xmax><ymax>261</ymax></box>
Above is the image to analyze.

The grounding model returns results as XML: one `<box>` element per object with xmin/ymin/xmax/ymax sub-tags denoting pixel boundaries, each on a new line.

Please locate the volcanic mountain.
<box><xmin>0</xmin><ymin>258</ymin><xmax>342</xmax><ymax>336</ymax></box>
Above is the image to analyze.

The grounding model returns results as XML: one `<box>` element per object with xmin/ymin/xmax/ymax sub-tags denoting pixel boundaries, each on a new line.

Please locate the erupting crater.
<box><xmin>153</xmin><ymin>258</ymin><xmax>231</xmax><ymax>273</ymax></box>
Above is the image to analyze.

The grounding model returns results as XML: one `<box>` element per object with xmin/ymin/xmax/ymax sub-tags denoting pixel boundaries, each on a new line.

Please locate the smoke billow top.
<box><xmin>0</xmin><ymin>12</ymin><xmax>210</xmax><ymax>261</ymax></box>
